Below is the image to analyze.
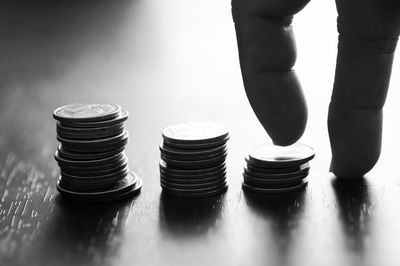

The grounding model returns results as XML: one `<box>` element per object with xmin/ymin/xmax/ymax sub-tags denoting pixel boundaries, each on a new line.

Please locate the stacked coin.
<box><xmin>159</xmin><ymin>121</ymin><xmax>229</xmax><ymax>198</ymax></box>
<box><xmin>53</xmin><ymin>103</ymin><xmax>142</xmax><ymax>202</ymax></box>
<box><xmin>242</xmin><ymin>143</ymin><xmax>315</xmax><ymax>194</ymax></box>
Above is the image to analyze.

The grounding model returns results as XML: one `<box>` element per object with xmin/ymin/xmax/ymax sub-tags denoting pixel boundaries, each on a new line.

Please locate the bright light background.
<box><xmin>2</xmin><ymin>1</ymin><xmax>400</xmax><ymax>265</ymax></box>
<box><xmin>32</xmin><ymin>0</ymin><xmax>400</xmax><ymax>176</ymax></box>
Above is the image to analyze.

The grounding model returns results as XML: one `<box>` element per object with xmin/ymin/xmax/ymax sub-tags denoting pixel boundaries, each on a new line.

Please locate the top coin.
<box><xmin>248</xmin><ymin>143</ymin><xmax>315</xmax><ymax>168</ymax></box>
<box><xmin>59</xmin><ymin>109</ymin><xmax>129</xmax><ymax>128</ymax></box>
<box><xmin>162</xmin><ymin>121</ymin><xmax>229</xmax><ymax>144</ymax></box>
<box><xmin>53</xmin><ymin>103</ymin><xmax>121</xmax><ymax>122</ymax></box>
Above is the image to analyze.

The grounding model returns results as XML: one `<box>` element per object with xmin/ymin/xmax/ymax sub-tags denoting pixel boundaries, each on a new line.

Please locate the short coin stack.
<box><xmin>53</xmin><ymin>103</ymin><xmax>142</xmax><ymax>202</ymax></box>
<box><xmin>159</xmin><ymin>121</ymin><xmax>229</xmax><ymax>198</ymax></box>
<box><xmin>242</xmin><ymin>143</ymin><xmax>315</xmax><ymax>194</ymax></box>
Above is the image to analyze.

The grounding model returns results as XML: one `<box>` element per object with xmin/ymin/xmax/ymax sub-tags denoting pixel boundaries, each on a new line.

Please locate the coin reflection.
<box><xmin>331</xmin><ymin>177</ymin><xmax>373</xmax><ymax>254</ymax></box>
<box><xmin>243</xmin><ymin>189</ymin><xmax>307</xmax><ymax>264</ymax></box>
<box><xmin>158</xmin><ymin>192</ymin><xmax>226</xmax><ymax>238</ymax></box>
<box><xmin>24</xmin><ymin>195</ymin><xmax>131</xmax><ymax>265</ymax></box>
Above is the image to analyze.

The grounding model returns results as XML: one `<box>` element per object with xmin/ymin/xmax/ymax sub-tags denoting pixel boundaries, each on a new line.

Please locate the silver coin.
<box><xmin>57</xmin><ymin>121</ymin><xmax>124</xmax><ymax>135</ymax></box>
<box><xmin>161</xmin><ymin>180</ymin><xmax>227</xmax><ymax>194</ymax></box>
<box><xmin>161</xmin><ymin>183</ymin><xmax>228</xmax><ymax>198</ymax></box>
<box><xmin>159</xmin><ymin>160</ymin><xmax>226</xmax><ymax>176</ymax></box>
<box><xmin>161</xmin><ymin>152</ymin><xmax>227</xmax><ymax>169</ymax></box>
<box><xmin>161</xmin><ymin>175</ymin><xmax>226</xmax><ymax>190</ymax></box>
<box><xmin>55</xmin><ymin>150</ymin><xmax>125</xmax><ymax>167</ymax></box>
<box><xmin>243</xmin><ymin>172</ymin><xmax>308</xmax><ymax>187</ymax></box>
<box><xmin>60</xmin><ymin>155</ymin><xmax>128</xmax><ymax>173</ymax></box>
<box><xmin>53</xmin><ymin>103</ymin><xmax>121</xmax><ymax>122</ymax></box>
<box><xmin>60</xmin><ymin>109</ymin><xmax>129</xmax><ymax>128</ymax></box>
<box><xmin>57</xmin><ymin>130</ymin><xmax>128</xmax><ymax>147</ymax></box>
<box><xmin>58</xmin><ymin>173</ymin><xmax>127</xmax><ymax>191</ymax></box>
<box><xmin>162</xmin><ymin>121</ymin><xmax>229</xmax><ymax>144</ymax></box>
<box><xmin>248</xmin><ymin>143</ymin><xmax>315</xmax><ymax>167</ymax></box>
<box><xmin>242</xmin><ymin>179</ymin><xmax>308</xmax><ymax>194</ymax></box>
<box><xmin>161</xmin><ymin>170</ymin><xmax>226</xmax><ymax>184</ymax></box>
<box><xmin>160</xmin><ymin>141</ymin><xmax>227</xmax><ymax>157</ymax></box>
<box><xmin>244</xmin><ymin>163</ymin><xmax>310</xmax><ymax>179</ymax></box>
<box><xmin>160</xmin><ymin>148</ymin><xmax>227</xmax><ymax>162</ymax></box>
<box><xmin>57</xmin><ymin>171</ymin><xmax>137</xmax><ymax>197</ymax></box>
<box><xmin>88</xmin><ymin>177</ymin><xmax>143</xmax><ymax>202</ymax></box>
<box><xmin>163</xmin><ymin>136</ymin><xmax>229</xmax><ymax>150</ymax></box>
<box><xmin>57</xmin><ymin>144</ymin><xmax>125</xmax><ymax>161</ymax></box>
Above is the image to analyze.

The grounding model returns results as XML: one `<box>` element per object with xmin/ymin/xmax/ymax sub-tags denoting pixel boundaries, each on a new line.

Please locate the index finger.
<box><xmin>232</xmin><ymin>0</ymin><xmax>310</xmax><ymax>146</ymax></box>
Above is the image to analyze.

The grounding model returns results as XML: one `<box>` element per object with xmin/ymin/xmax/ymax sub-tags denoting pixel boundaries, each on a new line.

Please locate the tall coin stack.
<box><xmin>242</xmin><ymin>143</ymin><xmax>315</xmax><ymax>194</ymax></box>
<box><xmin>53</xmin><ymin>103</ymin><xmax>142</xmax><ymax>202</ymax></box>
<box><xmin>159</xmin><ymin>121</ymin><xmax>229</xmax><ymax>198</ymax></box>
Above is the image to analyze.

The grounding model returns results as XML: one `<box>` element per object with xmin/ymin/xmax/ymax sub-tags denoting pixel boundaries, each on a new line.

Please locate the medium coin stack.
<box><xmin>159</xmin><ymin>121</ymin><xmax>229</xmax><ymax>198</ymax></box>
<box><xmin>242</xmin><ymin>143</ymin><xmax>315</xmax><ymax>194</ymax></box>
<box><xmin>53</xmin><ymin>103</ymin><xmax>142</xmax><ymax>202</ymax></box>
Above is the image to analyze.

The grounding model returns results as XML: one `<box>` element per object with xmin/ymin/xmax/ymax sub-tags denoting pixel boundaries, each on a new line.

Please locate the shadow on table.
<box><xmin>24</xmin><ymin>195</ymin><xmax>133</xmax><ymax>266</ymax></box>
<box><xmin>331</xmin><ymin>177</ymin><xmax>373</xmax><ymax>255</ymax></box>
<box><xmin>158</xmin><ymin>192</ymin><xmax>226</xmax><ymax>238</ymax></box>
<box><xmin>0</xmin><ymin>0</ymin><xmax>135</xmax><ymax>90</ymax></box>
<box><xmin>243</xmin><ymin>189</ymin><xmax>307</xmax><ymax>263</ymax></box>
<box><xmin>0</xmin><ymin>0</ymin><xmax>139</xmax><ymax>157</ymax></box>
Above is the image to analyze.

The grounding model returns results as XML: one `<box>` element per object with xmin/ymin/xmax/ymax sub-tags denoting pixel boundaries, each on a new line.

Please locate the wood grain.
<box><xmin>1</xmin><ymin>1</ymin><xmax>400</xmax><ymax>266</ymax></box>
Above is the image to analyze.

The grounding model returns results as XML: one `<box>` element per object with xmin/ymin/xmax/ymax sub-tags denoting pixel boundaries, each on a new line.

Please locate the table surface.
<box><xmin>2</xmin><ymin>1</ymin><xmax>400</xmax><ymax>266</ymax></box>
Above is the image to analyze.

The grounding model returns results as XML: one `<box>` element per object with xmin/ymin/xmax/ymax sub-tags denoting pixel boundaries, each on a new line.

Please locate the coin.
<box><xmin>161</xmin><ymin>175</ymin><xmax>226</xmax><ymax>190</ymax></box>
<box><xmin>55</xmin><ymin>150</ymin><xmax>125</xmax><ymax>167</ymax></box>
<box><xmin>58</xmin><ymin>173</ymin><xmax>126</xmax><ymax>191</ymax></box>
<box><xmin>57</xmin><ymin>172</ymin><xmax>142</xmax><ymax>202</ymax></box>
<box><xmin>160</xmin><ymin>149</ymin><xmax>227</xmax><ymax>162</ymax></box>
<box><xmin>60</xmin><ymin>131</ymin><xmax>129</xmax><ymax>153</ymax></box>
<box><xmin>57</xmin><ymin>171</ymin><xmax>137</xmax><ymax>199</ymax></box>
<box><xmin>244</xmin><ymin>163</ymin><xmax>310</xmax><ymax>179</ymax></box>
<box><xmin>160</xmin><ymin>166</ymin><xmax>226</xmax><ymax>180</ymax></box>
<box><xmin>242</xmin><ymin>179</ymin><xmax>308</xmax><ymax>194</ymax></box>
<box><xmin>61</xmin><ymin>159</ymin><xmax>128</xmax><ymax>178</ymax></box>
<box><xmin>243</xmin><ymin>172</ymin><xmax>308</xmax><ymax>187</ymax></box>
<box><xmin>160</xmin><ymin>142</ymin><xmax>227</xmax><ymax>157</ymax></box>
<box><xmin>61</xmin><ymin>164</ymin><xmax>129</xmax><ymax>183</ymax></box>
<box><xmin>56</xmin><ymin>122</ymin><xmax>125</xmax><ymax>140</ymax></box>
<box><xmin>88</xmin><ymin>177</ymin><xmax>143</xmax><ymax>202</ymax></box>
<box><xmin>161</xmin><ymin>183</ymin><xmax>228</xmax><ymax>198</ymax></box>
<box><xmin>248</xmin><ymin>143</ymin><xmax>315</xmax><ymax>168</ymax></box>
<box><xmin>245</xmin><ymin>161</ymin><xmax>303</xmax><ymax>174</ymax></box>
<box><xmin>59</xmin><ymin>109</ymin><xmax>129</xmax><ymax>128</ymax></box>
<box><xmin>159</xmin><ymin>121</ymin><xmax>229</xmax><ymax>198</ymax></box>
<box><xmin>161</xmin><ymin>171</ymin><xmax>227</xmax><ymax>184</ymax></box>
<box><xmin>57</xmin><ymin>145</ymin><xmax>125</xmax><ymax>161</ymax></box>
<box><xmin>161</xmin><ymin>179</ymin><xmax>227</xmax><ymax>194</ymax></box>
<box><xmin>162</xmin><ymin>121</ymin><xmax>229</xmax><ymax>144</ymax></box>
<box><xmin>60</xmin><ymin>155</ymin><xmax>128</xmax><ymax>174</ymax></box>
<box><xmin>163</xmin><ymin>136</ymin><xmax>229</xmax><ymax>150</ymax></box>
<box><xmin>242</xmin><ymin>142</ymin><xmax>314</xmax><ymax>195</ymax></box>
<box><xmin>160</xmin><ymin>152</ymin><xmax>227</xmax><ymax>169</ymax></box>
<box><xmin>53</xmin><ymin>103</ymin><xmax>121</xmax><ymax>122</ymax></box>
<box><xmin>53</xmin><ymin>104</ymin><xmax>142</xmax><ymax>202</ymax></box>
<box><xmin>57</xmin><ymin>130</ymin><xmax>128</xmax><ymax>147</ymax></box>
<box><xmin>159</xmin><ymin>160</ymin><xmax>226</xmax><ymax>176</ymax></box>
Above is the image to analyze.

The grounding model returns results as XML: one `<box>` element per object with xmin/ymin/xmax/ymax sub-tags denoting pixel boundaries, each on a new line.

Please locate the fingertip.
<box><xmin>328</xmin><ymin>102</ymin><xmax>382</xmax><ymax>180</ymax></box>
<box><xmin>329</xmin><ymin>158</ymin><xmax>373</xmax><ymax>179</ymax></box>
<box><xmin>270</xmin><ymin>124</ymin><xmax>305</xmax><ymax>146</ymax></box>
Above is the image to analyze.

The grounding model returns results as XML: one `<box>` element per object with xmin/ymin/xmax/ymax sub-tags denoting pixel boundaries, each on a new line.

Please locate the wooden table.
<box><xmin>1</xmin><ymin>1</ymin><xmax>400</xmax><ymax>266</ymax></box>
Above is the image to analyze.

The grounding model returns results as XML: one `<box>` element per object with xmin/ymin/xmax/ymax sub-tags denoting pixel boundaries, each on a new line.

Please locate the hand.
<box><xmin>232</xmin><ymin>0</ymin><xmax>400</xmax><ymax>178</ymax></box>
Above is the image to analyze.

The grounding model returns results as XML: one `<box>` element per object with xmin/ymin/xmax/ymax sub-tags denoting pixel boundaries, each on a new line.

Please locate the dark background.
<box><xmin>1</xmin><ymin>1</ymin><xmax>400</xmax><ymax>266</ymax></box>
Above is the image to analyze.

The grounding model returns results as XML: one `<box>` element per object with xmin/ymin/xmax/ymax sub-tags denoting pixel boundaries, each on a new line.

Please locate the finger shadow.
<box><xmin>158</xmin><ymin>192</ymin><xmax>226</xmax><ymax>239</ymax></box>
<box><xmin>243</xmin><ymin>189</ymin><xmax>307</xmax><ymax>260</ymax></box>
<box><xmin>24</xmin><ymin>195</ymin><xmax>133</xmax><ymax>266</ymax></box>
<box><xmin>331</xmin><ymin>177</ymin><xmax>373</xmax><ymax>254</ymax></box>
